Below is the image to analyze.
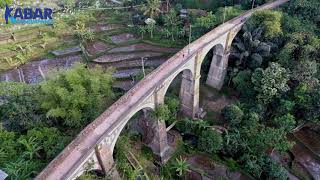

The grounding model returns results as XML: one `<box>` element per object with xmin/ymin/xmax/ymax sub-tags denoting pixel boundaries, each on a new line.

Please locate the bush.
<box><xmin>232</xmin><ymin>70</ymin><xmax>256</xmax><ymax>100</ymax></box>
<box><xmin>40</xmin><ymin>63</ymin><xmax>115</xmax><ymax>128</ymax></box>
<box><xmin>165</xmin><ymin>96</ymin><xmax>180</xmax><ymax>123</ymax></box>
<box><xmin>176</xmin><ymin>118</ymin><xmax>209</xmax><ymax>136</ymax></box>
<box><xmin>153</xmin><ymin>104</ymin><xmax>171</xmax><ymax>122</ymax></box>
<box><xmin>0</xmin><ymin>130</ymin><xmax>17</xmax><ymax>167</ymax></box>
<box><xmin>249</xmin><ymin>10</ymin><xmax>283</xmax><ymax>38</ymax></box>
<box><xmin>222</xmin><ymin>104</ymin><xmax>244</xmax><ymax>126</ymax></box>
<box><xmin>215</xmin><ymin>6</ymin><xmax>243</xmax><ymax>24</ymax></box>
<box><xmin>0</xmin><ymin>82</ymin><xmax>44</xmax><ymax>132</ymax></box>
<box><xmin>19</xmin><ymin>127</ymin><xmax>70</xmax><ymax>160</ymax></box>
<box><xmin>286</xmin><ymin>0</ymin><xmax>320</xmax><ymax>25</ymax></box>
<box><xmin>273</xmin><ymin>114</ymin><xmax>296</xmax><ymax>132</ymax></box>
<box><xmin>267</xmin><ymin>160</ymin><xmax>288</xmax><ymax>180</ymax></box>
<box><xmin>198</xmin><ymin>129</ymin><xmax>223</xmax><ymax>154</ymax></box>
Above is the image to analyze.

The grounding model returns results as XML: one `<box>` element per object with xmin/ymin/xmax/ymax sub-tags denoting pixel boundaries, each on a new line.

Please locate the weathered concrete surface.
<box><xmin>146</xmin><ymin>120</ymin><xmax>171</xmax><ymax>164</ymax></box>
<box><xmin>36</xmin><ymin>1</ymin><xmax>289</xmax><ymax>179</ymax></box>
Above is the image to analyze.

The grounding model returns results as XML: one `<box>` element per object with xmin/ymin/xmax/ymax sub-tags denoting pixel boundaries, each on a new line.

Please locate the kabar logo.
<box><xmin>4</xmin><ymin>5</ymin><xmax>53</xmax><ymax>24</ymax></box>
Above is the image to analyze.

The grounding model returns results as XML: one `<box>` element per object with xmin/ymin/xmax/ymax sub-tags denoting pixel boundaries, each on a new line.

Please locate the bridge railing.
<box><xmin>36</xmin><ymin>0</ymin><xmax>289</xmax><ymax>179</ymax></box>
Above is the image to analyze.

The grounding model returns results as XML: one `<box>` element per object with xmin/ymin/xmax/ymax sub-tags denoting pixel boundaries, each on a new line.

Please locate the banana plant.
<box><xmin>18</xmin><ymin>137</ymin><xmax>42</xmax><ymax>160</ymax></box>
<box><xmin>231</xmin><ymin>24</ymin><xmax>271</xmax><ymax>69</ymax></box>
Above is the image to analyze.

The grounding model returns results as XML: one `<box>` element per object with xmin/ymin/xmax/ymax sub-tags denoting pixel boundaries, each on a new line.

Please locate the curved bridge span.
<box><xmin>37</xmin><ymin>1</ymin><xmax>289</xmax><ymax>179</ymax></box>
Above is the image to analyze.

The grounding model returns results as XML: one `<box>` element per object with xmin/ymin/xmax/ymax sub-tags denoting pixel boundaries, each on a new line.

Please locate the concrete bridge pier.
<box><xmin>137</xmin><ymin>110</ymin><xmax>171</xmax><ymax>164</ymax></box>
<box><xmin>147</xmin><ymin>119</ymin><xmax>171</xmax><ymax>164</ymax></box>
<box><xmin>94</xmin><ymin>144</ymin><xmax>116</xmax><ymax>176</ymax></box>
<box><xmin>206</xmin><ymin>46</ymin><xmax>230</xmax><ymax>90</ymax></box>
<box><xmin>180</xmin><ymin>69</ymin><xmax>200</xmax><ymax>118</ymax></box>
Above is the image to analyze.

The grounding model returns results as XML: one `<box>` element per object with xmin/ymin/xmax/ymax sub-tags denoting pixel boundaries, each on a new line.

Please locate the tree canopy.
<box><xmin>40</xmin><ymin>63</ymin><xmax>115</xmax><ymax>128</ymax></box>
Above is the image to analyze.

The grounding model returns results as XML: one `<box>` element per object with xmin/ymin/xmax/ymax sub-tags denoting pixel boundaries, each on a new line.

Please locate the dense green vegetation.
<box><xmin>221</xmin><ymin>1</ymin><xmax>320</xmax><ymax>178</ymax></box>
<box><xmin>0</xmin><ymin>64</ymin><xmax>115</xmax><ymax>179</ymax></box>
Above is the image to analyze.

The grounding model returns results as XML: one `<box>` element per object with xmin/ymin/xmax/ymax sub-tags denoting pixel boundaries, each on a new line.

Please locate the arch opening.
<box><xmin>200</xmin><ymin>44</ymin><xmax>225</xmax><ymax>88</ymax></box>
<box><xmin>197</xmin><ymin>43</ymin><xmax>234</xmax><ymax>123</ymax></box>
<box><xmin>111</xmin><ymin>106</ymin><xmax>170</xmax><ymax>179</ymax></box>
<box><xmin>161</xmin><ymin>68</ymin><xmax>196</xmax><ymax>118</ymax></box>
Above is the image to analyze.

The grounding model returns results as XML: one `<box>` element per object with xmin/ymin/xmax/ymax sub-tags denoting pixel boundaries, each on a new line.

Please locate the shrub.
<box><xmin>153</xmin><ymin>104</ymin><xmax>171</xmax><ymax>122</ymax></box>
<box><xmin>273</xmin><ymin>114</ymin><xmax>296</xmax><ymax>132</ymax></box>
<box><xmin>40</xmin><ymin>63</ymin><xmax>114</xmax><ymax>128</ymax></box>
<box><xmin>249</xmin><ymin>10</ymin><xmax>283</xmax><ymax>38</ymax></box>
<box><xmin>176</xmin><ymin>118</ymin><xmax>209</xmax><ymax>136</ymax></box>
<box><xmin>198</xmin><ymin>129</ymin><xmax>223</xmax><ymax>154</ymax></box>
<box><xmin>0</xmin><ymin>82</ymin><xmax>44</xmax><ymax>132</ymax></box>
<box><xmin>267</xmin><ymin>160</ymin><xmax>288</xmax><ymax>180</ymax></box>
<box><xmin>222</xmin><ymin>104</ymin><xmax>244</xmax><ymax>126</ymax></box>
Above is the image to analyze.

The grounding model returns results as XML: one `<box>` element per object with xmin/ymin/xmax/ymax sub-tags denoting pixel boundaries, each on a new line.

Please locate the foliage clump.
<box><xmin>40</xmin><ymin>63</ymin><xmax>115</xmax><ymax>128</ymax></box>
<box><xmin>249</xmin><ymin>10</ymin><xmax>283</xmax><ymax>38</ymax></box>
<box><xmin>198</xmin><ymin>129</ymin><xmax>223</xmax><ymax>154</ymax></box>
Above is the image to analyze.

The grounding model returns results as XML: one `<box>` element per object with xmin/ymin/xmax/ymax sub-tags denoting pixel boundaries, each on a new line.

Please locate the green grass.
<box><xmin>142</xmin><ymin>33</ymin><xmax>187</xmax><ymax>48</ymax></box>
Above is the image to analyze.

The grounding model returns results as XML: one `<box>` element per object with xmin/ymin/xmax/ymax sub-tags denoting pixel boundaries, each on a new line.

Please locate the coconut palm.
<box><xmin>142</xmin><ymin>0</ymin><xmax>161</xmax><ymax>19</ymax></box>
<box><xmin>231</xmin><ymin>24</ymin><xmax>271</xmax><ymax>69</ymax></box>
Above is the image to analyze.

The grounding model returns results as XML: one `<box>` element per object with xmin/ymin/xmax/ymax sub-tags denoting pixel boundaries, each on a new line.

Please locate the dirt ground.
<box><xmin>199</xmin><ymin>85</ymin><xmax>238</xmax><ymax>123</ymax></box>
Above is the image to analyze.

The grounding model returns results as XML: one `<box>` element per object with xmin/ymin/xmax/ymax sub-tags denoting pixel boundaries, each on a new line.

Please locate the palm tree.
<box><xmin>231</xmin><ymin>24</ymin><xmax>271</xmax><ymax>69</ymax></box>
<box><xmin>146</xmin><ymin>23</ymin><xmax>156</xmax><ymax>39</ymax></box>
<box><xmin>171</xmin><ymin>156</ymin><xmax>190</xmax><ymax>177</ymax></box>
<box><xmin>142</xmin><ymin>0</ymin><xmax>161</xmax><ymax>19</ymax></box>
<box><xmin>162</xmin><ymin>28</ymin><xmax>171</xmax><ymax>38</ymax></box>
<box><xmin>138</xmin><ymin>26</ymin><xmax>147</xmax><ymax>39</ymax></box>
<box><xmin>163</xmin><ymin>9</ymin><xmax>182</xmax><ymax>41</ymax></box>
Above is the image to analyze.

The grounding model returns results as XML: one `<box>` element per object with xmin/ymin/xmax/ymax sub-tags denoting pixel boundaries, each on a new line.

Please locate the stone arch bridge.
<box><xmin>36</xmin><ymin>0</ymin><xmax>288</xmax><ymax>179</ymax></box>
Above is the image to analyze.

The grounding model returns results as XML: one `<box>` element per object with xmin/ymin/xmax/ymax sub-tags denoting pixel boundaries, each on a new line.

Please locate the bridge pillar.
<box><xmin>206</xmin><ymin>51</ymin><xmax>230</xmax><ymax>90</ymax></box>
<box><xmin>95</xmin><ymin>144</ymin><xmax>115</xmax><ymax>175</ymax></box>
<box><xmin>180</xmin><ymin>70</ymin><xmax>200</xmax><ymax>118</ymax></box>
<box><xmin>147</xmin><ymin>119</ymin><xmax>171</xmax><ymax>164</ymax></box>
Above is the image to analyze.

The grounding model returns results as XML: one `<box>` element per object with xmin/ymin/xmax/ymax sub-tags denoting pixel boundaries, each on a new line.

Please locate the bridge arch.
<box><xmin>196</xmin><ymin>24</ymin><xmax>243</xmax><ymax>90</ymax></box>
<box><xmin>157</xmin><ymin>56</ymin><xmax>199</xmax><ymax>117</ymax></box>
<box><xmin>108</xmin><ymin>102</ymin><xmax>156</xmax><ymax>153</ymax></box>
<box><xmin>160</xmin><ymin>68</ymin><xmax>194</xmax><ymax>102</ymax></box>
<box><xmin>199</xmin><ymin>44</ymin><xmax>225</xmax><ymax>83</ymax></box>
<box><xmin>87</xmin><ymin>103</ymin><xmax>156</xmax><ymax>178</ymax></box>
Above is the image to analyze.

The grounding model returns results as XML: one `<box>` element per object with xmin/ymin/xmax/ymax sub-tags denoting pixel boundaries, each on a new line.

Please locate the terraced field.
<box><xmin>0</xmin><ymin>15</ymin><xmax>181</xmax><ymax>91</ymax></box>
